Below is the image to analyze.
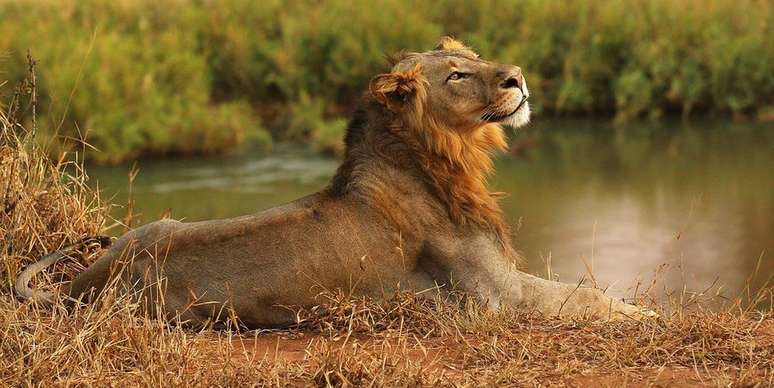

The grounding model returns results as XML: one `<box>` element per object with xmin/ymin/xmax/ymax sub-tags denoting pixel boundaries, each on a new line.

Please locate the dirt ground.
<box><xmin>196</xmin><ymin>315</ymin><xmax>774</xmax><ymax>386</ymax></box>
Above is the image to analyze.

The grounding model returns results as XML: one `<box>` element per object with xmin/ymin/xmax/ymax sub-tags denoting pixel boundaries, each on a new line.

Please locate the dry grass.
<box><xmin>1</xmin><ymin>71</ymin><xmax>773</xmax><ymax>387</ymax></box>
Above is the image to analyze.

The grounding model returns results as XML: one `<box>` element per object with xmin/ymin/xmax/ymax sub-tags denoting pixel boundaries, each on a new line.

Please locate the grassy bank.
<box><xmin>2</xmin><ymin>71</ymin><xmax>773</xmax><ymax>386</ymax></box>
<box><xmin>0</xmin><ymin>0</ymin><xmax>771</xmax><ymax>163</ymax></box>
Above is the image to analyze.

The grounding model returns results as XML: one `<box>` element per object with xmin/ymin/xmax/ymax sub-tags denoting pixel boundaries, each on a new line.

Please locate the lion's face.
<box><xmin>370</xmin><ymin>37</ymin><xmax>530</xmax><ymax>132</ymax></box>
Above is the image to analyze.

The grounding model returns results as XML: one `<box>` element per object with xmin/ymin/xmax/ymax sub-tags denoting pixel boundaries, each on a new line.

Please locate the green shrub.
<box><xmin>0</xmin><ymin>0</ymin><xmax>270</xmax><ymax>163</ymax></box>
<box><xmin>614</xmin><ymin>69</ymin><xmax>654</xmax><ymax>121</ymax></box>
<box><xmin>287</xmin><ymin>93</ymin><xmax>347</xmax><ymax>156</ymax></box>
<box><xmin>312</xmin><ymin>118</ymin><xmax>348</xmax><ymax>156</ymax></box>
<box><xmin>286</xmin><ymin>93</ymin><xmax>326</xmax><ymax>142</ymax></box>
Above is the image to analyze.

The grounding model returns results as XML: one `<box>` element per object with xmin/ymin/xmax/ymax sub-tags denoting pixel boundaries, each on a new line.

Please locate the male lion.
<box><xmin>17</xmin><ymin>37</ymin><xmax>651</xmax><ymax>327</ymax></box>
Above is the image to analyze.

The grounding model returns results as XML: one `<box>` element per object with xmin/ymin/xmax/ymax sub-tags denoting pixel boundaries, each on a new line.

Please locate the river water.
<box><xmin>90</xmin><ymin>118</ymin><xmax>773</xmax><ymax>304</ymax></box>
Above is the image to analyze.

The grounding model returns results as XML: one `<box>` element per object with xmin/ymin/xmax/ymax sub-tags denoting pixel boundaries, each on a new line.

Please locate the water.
<box><xmin>89</xmin><ymin>118</ymin><xmax>774</xmax><ymax>303</ymax></box>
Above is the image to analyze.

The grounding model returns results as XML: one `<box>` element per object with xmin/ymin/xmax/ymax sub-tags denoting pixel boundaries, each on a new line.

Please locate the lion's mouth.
<box><xmin>482</xmin><ymin>95</ymin><xmax>529</xmax><ymax>123</ymax></box>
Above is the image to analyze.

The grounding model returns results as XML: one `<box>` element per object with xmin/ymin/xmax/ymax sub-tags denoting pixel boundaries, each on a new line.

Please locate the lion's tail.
<box><xmin>15</xmin><ymin>236</ymin><xmax>112</xmax><ymax>305</ymax></box>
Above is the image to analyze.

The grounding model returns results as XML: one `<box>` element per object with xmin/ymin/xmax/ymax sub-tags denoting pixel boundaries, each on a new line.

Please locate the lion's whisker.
<box><xmin>481</xmin><ymin>108</ymin><xmax>496</xmax><ymax>121</ymax></box>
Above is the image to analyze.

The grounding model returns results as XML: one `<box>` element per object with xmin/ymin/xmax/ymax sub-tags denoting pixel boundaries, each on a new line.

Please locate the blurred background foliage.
<box><xmin>0</xmin><ymin>0</ymin><xmax>771</xmax><ymax>163</ymax></box>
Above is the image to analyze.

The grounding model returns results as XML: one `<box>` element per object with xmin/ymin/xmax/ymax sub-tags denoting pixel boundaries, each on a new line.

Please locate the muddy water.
<box><xmin>90</xmin><ymin>118</ymin><xmax>774</xmax><ymax>303</ymax></box>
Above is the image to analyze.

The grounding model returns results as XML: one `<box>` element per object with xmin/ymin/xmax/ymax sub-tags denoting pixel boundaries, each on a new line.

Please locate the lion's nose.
<box><xmin>501</xmin><ymin>76</ymin><xmax>520</xmax><ymax>89</ymax></box>
<box><xmin>499</xmin><ymin>68</ymin><xmax>524</xmax><ymax>90</ymax></box>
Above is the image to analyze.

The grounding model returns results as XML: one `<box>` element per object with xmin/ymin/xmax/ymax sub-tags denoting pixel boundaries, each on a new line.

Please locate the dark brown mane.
<box><xmin>328</xmin><ymin>89</ymin><xmax>512</xmax><ymax>248</ymax></box>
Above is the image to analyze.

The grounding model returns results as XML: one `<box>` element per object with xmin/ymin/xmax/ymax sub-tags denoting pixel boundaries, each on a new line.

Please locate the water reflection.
<box><xmin>149</xmin><ymin>154</ymin><xmax>338</xmax><ymax>193</ymax></box>
<box><xmin>91</xmin><ymin>149</ymin><xmax>337</xmax><ymax>221</ymax></box>
<box><xmin>90</xmin><ymin>119</ymin><xmax>773</xmax><ymax>303</ymax></box>
<box><xmin>497</xmin><ymin>118</ymin><xmax>773</xmax><ymax>301</ymax></box>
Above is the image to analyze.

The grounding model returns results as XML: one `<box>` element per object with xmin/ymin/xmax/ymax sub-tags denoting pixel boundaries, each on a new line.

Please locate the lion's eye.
<box><xmin>447</xmin><ymin>71</ymin><xmax>468</xmax><ymax>82</ymax></box>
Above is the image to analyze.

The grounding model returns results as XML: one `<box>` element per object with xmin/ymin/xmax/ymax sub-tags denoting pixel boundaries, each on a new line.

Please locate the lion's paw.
<box><xmin>605</xmin><ymin>295</ymin><xmax>659</xmax><ymax>321</ymax></box>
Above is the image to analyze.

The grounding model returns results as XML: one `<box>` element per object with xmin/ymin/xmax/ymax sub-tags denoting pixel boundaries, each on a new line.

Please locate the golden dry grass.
<box><xmin>1</xmin><ymin>69</ymin><xmax>772</xmax><ymax>387</ymax></box>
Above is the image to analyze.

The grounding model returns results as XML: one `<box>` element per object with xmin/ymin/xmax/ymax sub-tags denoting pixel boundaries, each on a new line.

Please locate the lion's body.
<box><xmin>70</xmin><ymin>194</ymin><xmax>432</xmax><ymax>327</ymax></box>
<box><xmin>68</xmin><ymin>99</ymin><xmax>512</xmax><ymax>327</ymax></box>
<box><xmin>21</xmin><ymin>37</ymin><xmax>652</xmax><ymax>326</ymax></box>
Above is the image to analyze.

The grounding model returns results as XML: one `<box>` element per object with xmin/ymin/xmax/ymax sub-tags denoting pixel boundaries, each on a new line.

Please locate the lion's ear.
<box><xmin>369</xmin><ymin>64</ymin><xmax>424</xmax><ymax>109</ymax></box>
<box><xmin>435</xmin><ymin>36</ymin><xmax>467</xmax><ymax>51</ymax></box>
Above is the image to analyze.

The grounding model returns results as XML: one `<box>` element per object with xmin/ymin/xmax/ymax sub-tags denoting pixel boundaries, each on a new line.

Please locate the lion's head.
<box><xmin>363</xmin><ymin>37</ymin><xmax>530</xmax><ymax>242</ymax></box>
<box><xmin>370</xmin><ymin>36</ymin><xmax>530</xmax><ymax>137</ymax></box>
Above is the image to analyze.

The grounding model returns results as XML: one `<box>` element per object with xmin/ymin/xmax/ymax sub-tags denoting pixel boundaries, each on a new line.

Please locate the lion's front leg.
<box><xmin>470</xmin><ymin>262</ymin><xmax>656</xmax><ymax>320</ymax></box>
<box><xmin>491</xmin><ymin>269</ymin><xmax>656</xmax><ymax>320</ymax></box>
<box><xmin>431</xmin><ymin>235</ymin><xmax>655</xmax><ymax>320</ymax></box>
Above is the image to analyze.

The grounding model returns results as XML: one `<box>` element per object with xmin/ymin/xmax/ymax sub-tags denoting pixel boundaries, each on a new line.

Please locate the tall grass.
<box><xmin>0</xmin><ymin>0</ymin><xmax>770</xmax><ymax>163</ymax></box>
<box><xmin>0</xmin><ymin>80</ymin><xmax>107</xmax><ymax>291</ymax></box>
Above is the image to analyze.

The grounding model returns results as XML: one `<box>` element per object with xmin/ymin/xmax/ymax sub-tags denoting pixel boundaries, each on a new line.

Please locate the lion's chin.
<box><xmin>501</xmin><ymin>101</ymin><xmax>531</xmax><ymax>128</ymax></box>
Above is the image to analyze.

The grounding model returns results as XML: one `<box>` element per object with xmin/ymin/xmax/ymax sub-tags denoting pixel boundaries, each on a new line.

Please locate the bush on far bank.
<box><xmin>0</xmin><ymin>0</ymin><xmax>770</xmax><ymax>163</ymax></box>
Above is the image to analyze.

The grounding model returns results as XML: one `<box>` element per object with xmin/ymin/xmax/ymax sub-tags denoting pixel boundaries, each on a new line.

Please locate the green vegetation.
<box><xmin>1</xmin><ymin>0</ymin><xmax>771</xmax><ymax>163</ymax></box>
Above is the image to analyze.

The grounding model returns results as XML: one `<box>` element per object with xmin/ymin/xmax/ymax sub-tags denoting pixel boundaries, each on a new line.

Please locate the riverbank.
<box><xmin>1</xmin><ymin>0</ymin><xmax>771</xmax><ymax>163</ymax></box>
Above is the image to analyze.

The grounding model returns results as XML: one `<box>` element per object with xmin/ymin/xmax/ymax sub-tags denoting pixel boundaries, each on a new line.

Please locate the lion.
<box><xmin>16</xmin><ymin>37</ymin><xmax>652</xmax><ymax>327</ymax></box>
